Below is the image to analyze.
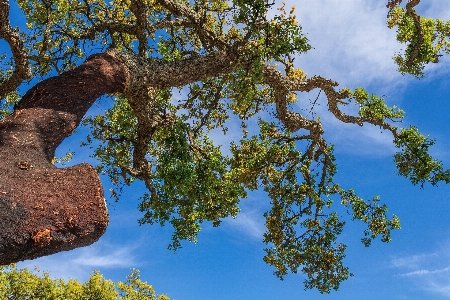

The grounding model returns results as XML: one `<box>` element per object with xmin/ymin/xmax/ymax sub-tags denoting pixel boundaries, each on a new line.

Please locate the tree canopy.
<box><xmin>1</xmin><ymin>0</ymin><xmax>450</xmax><ymax>294</ymax></box>
<box><xmin>0</xmin><ymin>264</ymin><xmax>170</xmax><ymax>299</ymax></box>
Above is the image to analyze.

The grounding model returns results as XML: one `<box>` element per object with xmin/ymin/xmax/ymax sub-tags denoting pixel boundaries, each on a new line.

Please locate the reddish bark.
<box><xmin>0</xmin><ymin>52</ymin><xmax>128</xmax><ymax>264</ymax></box>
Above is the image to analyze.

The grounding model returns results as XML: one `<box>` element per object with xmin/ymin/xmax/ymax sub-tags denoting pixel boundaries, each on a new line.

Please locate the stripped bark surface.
<box><xmin>0</xmin><ymin>52</ymin><xmax>126</xmax><ymax>264</ymax></box>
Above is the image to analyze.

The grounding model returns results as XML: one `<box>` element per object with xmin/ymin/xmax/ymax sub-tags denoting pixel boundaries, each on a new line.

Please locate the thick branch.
<box><xmin>16</xmin><ymin>52</ymin><xmax>127</xmax><ymax>157</ymax></box>
<box><xmin>110</xmin><ymin>47</ymin><xmax>240</xmax><ymax>96</ymax></box>
<box><xmin>0</xmin><ymin>52</ymin><xmax>127</xmax><ymax>264</ymax></box>
<box><xmin>0</xmin><ymin>44</ymin><xmax>249</xmax><ymax>263</ymax></box>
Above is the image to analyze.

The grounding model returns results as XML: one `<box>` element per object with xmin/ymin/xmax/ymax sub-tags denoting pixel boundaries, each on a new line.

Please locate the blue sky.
<box><xmin>3</xmin><ymin>1</ymin><xmax>450</xmax><ymax>299</ymax></box>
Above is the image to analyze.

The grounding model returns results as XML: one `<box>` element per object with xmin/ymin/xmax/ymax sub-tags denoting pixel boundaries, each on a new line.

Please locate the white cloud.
<box><xmin>16</xmin><ymin>240</ymin><xmax>139</xmax><ymax>282</ymax></box>
<box><xmin>391</xmin><ymin>252</ymin><xmax>438</xmax><ymax>269</ymax></box>
<box><xmin>401</xmin><ymin>266</ymin><xmax>450</xmax><ymax>277</ymax></box>
<box><xmin>226</xmin><ymin>210</ymin><xmax>266</xmax><ymax>240</ymax></box>
<box><xmin>283</xmin><ymin>0</ymin><xmax>404</xmax><ymax>87</ymax></box>
<box><xmin>390</xmin><ymin>241</ymin><xmax>450</xmax><ymax>298</ymax></box>
<box><xmin>71</xmin><ymin>244</ymin><xmax>136</xmax><ymax>268</ymax></box>
<box><xmin>263</xmin><ymin>1</ymin><xmax>406</xmax><ymax>158</ymax></box>
<box><xmin>285</xmin><ymin>1</ymin><xmax>450</xmax><ymax>86</ymax></box>
<box><xmin>420</xmin><ymin>2</ymin><xmax>450</xmax><ymax>20</ymax></box>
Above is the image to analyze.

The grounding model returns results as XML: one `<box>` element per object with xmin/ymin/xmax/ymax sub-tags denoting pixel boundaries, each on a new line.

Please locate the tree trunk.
<box><xmin>0</xmin><ymin>52</ymin><xmax>127</xmax><ymax>264</ymax></box>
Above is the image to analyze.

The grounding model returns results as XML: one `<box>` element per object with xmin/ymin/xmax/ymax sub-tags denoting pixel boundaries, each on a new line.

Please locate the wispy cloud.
<box><xmin>391</xmin><ymin>252</ymin><xmax>438</xmax><ymax>269</ymax></box>
<box><xmin>71</xmin><ymin>244</ymin><xmax>137</xmax><ymax>268</ymax></box>
<box><xmin>401</xmin><ymin>266</ymin><xmax>450</xmax><ymax>277</ymax></box>
<box><xmin>285</xmin><ymin>1</ymin><xmax>403</xmax><ymax>87</ymax></box>
<box><xmin>233</xmin><ymin>213</ymin><xmax>265</xmax><ymax>240</ymax></box>
<box><xmin>227</xmin><ymin>210</ymin><xmax>266</xmax><ymax>240</ymax></box>
<box><xmin>17</xmin><ymin>240</ymin><xmax>140</xmax><ymax>282</ymax></box>
<box><xmin>390</xmin><ymin>241</ymin><xmax>450</xmax><ymax>298</ymax></box>
<box><xmin>429</xmin><ymin>282</ymin><xmax>450</xmax><ymax>299</ymax></box>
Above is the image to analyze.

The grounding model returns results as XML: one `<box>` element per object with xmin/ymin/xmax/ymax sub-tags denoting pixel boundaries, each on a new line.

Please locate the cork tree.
<box><xmin>1</xmin><ymin>0</ymin><xmax>449</xmax><ymax>293</ymax></box>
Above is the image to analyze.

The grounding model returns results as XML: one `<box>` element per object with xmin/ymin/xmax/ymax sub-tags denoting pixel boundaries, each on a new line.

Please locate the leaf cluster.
<box><xmin>351</xmin><ymin>88</ymin><xmax>405</xmax><ymax>122</ymax></box>
<box><xmin>394</xmin><ymin>126</ymin><xmax>450</xmax><ymax>186</ymax></box>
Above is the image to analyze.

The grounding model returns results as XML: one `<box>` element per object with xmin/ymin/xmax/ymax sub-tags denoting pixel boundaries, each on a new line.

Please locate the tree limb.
<box><xmin>0</xmin><ymin>0</ymin><xmax>31</xmax><ymax>99</ymax></box>
<box><xmin>0</xmin><ymin>52</ymin><xmax>127</xmax><ymax>264</ymax></box>
<box><xmin>405</xmin><ymin>0</ymin><xmax>424</xmax><ymax>68</ymax></box>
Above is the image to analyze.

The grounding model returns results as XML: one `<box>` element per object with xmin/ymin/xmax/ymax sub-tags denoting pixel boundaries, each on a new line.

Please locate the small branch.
<box><xmin>155</xmin><ymin>0</ymin><xmax>229</xmax><ymax>50</ymax></box>
<box><xmin>130</xmin><ymin>0</ymin><xmax>148</xmax><ymax>55</ymax></box>
<box><xmin>262</xmin><ymin>65</ymin><xmax>323</xmax><ymax>137</ymax></box>
<box><xmin>71</xmin><ymin>22</ymin><xmax>138</xmax><ymax>40</ymax></box>
<box><xmin>405</xmin><ymin>0</ymin><xmax>423</xmax><ymax>68</ymax></box>
<box><xmin>0</xmin><ymin>0</ymin><xmax>31</xmax><ymax>99</ymax></box>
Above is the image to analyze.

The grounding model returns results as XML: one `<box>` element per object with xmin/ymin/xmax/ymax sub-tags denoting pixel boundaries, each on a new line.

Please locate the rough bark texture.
<box><xmin>0</xmin><ymin>52</ymin><xmax>127</xmax><ymax>264</ymax></box>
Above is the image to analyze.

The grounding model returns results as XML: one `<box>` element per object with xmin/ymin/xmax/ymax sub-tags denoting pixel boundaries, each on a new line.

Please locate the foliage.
<box><xmin>387</xmin><ymin>2</ymin><xmax>450</xmax><ymax>77</ymax></box>
<box><xmin>51</xmin><ymin>151</ymin><xmax>75</xmax><ymax>166</ymax></box>
<box><xmin>1</xmin><ymin>0</ymin><xmax>450</xmax><ymax>294</ymax></box>
<box><xmin>0</xmin><ymin>264</ymin><xmax>170</xmax><ymax>299</ymax></box>
<box><xmin>394</xmin><ymin>126</ymin><xmax>450</xmax><ymax>186</ymax></box>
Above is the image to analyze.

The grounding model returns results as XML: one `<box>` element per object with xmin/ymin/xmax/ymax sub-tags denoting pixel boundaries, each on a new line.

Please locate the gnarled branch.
<box><xmin>0</xmin><ymin>0</ymin><xmax>31</xmax><ymax>99</ymax></box>
<box><xmin>404</xmin><ymin>0</ymin><xmax>424</xmax><ymax>68</ymax></box>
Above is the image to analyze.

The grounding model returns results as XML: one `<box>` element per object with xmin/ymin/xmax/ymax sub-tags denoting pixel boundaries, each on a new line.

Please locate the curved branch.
<box><xmin>0</xmin><ymin>52</ymin><xmax>127</xmax><ymax>264</ymax></box>
<box><xmin>262</xmin><ymin>65</ymin><xmax>324</xmax><ymax>137</ymax></box>
<box><xmin>262</xmin><ymin>65</ymin><xmax>399</xmax><ymax>140</ymax></box>
<box><xmin>0</xmin><ymin>0</ymin><xmax>31</xmax><ymax>99</ymax></box>
<box><xmin>404</xmin><ymin>0</ymin><xmax>424</xmax><ymax>68</ymax></box>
